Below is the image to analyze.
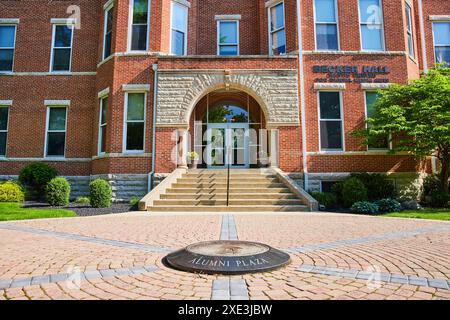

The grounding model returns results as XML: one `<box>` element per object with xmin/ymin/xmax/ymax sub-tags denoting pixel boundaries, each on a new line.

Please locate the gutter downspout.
<box><xmin>296</xmin><ymin>0</ymin><xmax>309</xmax><ymax>190</ymax></box>
<box><xmin>149</xmin><ymin>63</ymin><xmax>158</xmax><ymax>192</ymax></box>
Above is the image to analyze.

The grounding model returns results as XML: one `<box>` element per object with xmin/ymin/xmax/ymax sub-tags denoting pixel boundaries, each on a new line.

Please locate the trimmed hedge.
<box><xmin>342</xmin><ymin>177</ymin><xmax>368</xmax><ymax>208</ymax></box>
<box><xmin>0</xmin><ymin>181</ymin><xmax>25</xmax><ymax>203</ymax></box>
<box><xmin>19</xmin><ymin>163</ymin><xmax>57</xmax><ymax>198</ymax></box>
<box><xmin>351</xmin><ymin>201</ymin><xmax>379</xmax><ymax>215</ymax></box>
<box><xmin>45</xmin><ymin>177</ymin><xmax>71</xmax><ymax>206</ymax></box>
<box><xmin>375</xmin><ymin>198</ymin><xmax>402</xmax><ymax>213</ymax></box>
<box><xmin>89</xmin><ymin>179</ymin><xmax>112</xmax><ymax>208</ymax></box>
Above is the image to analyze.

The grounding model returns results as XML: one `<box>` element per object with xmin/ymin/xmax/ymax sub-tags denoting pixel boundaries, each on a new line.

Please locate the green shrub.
<box><xmin>422</xmin><ymin>175</ymin><xmax>442</xmax><ymax>198</ymax></box>
<box><xmin>74</xmin><ymin>196</ymin><xmax>90</xmax><ymax>205</ymax></box>
<box><xmin>351</xmin><ymin>201</ymin><xmax>379</xmax><ymax>215</ymax></box>
<box><xmin>130</xmin><ymin>196</ymin><xmax>140</xmax><ymax>210</ymax></box>
<box><xmin>331</xmin><ymin>181</ymin><xmax>345</xmax><ymax>204</ymax></box>
<box><xmin>89</xmin><ymin>179</ymin><xmax>112</xmax><ymax>208</ymax></box>
<box><xmin>45</xmin><ymin>177</ymin><xmax>71</xmax><ymax>206</ymax></box>
<box><xmin>0</xmin><ymin>181</ymin><xmax>25</xmax><ymax>202</ymax></box>
<box><xmin>375</xmin><ymin>198</ymin><xmax>402</xmax><ymax>213</ymax></box>
<box><xmin>430</xmin><ymin>191</ymin><xmax>450</xmax><ymax>208</ymax></box>
<box><xmin>350</xmin><ymin>173</ymin><xmax>395</xmax><ymax>201</ymax></box>
<box><xmin>310</xmin><ymin>192</ymin><xmax>337</xmax><ymax>209</ymax></box>
<box><xmin>342</xmin><ymin>177</ymin><xmax>368</xmax><ymax>208</ymax></box>
<box><xmin>19</xmin><ymin>163</ymin><xmax>58</xmax><ymax>198</ymax></box>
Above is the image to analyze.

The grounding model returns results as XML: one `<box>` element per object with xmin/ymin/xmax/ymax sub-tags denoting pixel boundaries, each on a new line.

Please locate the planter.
<box><xmin>188</xmin><ymin>160</ymin><xmax>199</xmax><ymax>169</ymax></box>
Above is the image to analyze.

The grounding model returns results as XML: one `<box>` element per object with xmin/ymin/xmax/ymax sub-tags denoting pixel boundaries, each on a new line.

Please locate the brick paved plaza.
<box><xmin>0</xmin><ymin>212</ymin><xmax>449</xmax><ymax>300</ymax></box>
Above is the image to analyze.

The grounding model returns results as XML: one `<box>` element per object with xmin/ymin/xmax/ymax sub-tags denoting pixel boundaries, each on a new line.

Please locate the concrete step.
<box><xmin>166</xmin><ymin>188</ymin><xmax>291</xmax><ymax>194</ymax></box>
<box><xmin>183</xmin><ymin>174</ymin><xmax>277</xmax><ymax>179</ymax></box>
<box><xmin>160</xmin><ymin>193</ymin><xmax>298</xmax><ymax>200</ymax></box>
<box><xmin>171</xmin><ymin>182</ymin><xmax>286</xmax><ymax>188</ymax></box>
<box><xmin>148</xmin><ymin>205</ymin><xmax>309</xmax><ymax>212</ymax></box>
<box><xmin>177</xmin><ymin>177</ymin><xmax>279</xmax><ymax>183</ymax></box>
<box><xmin>153</xmin><ymin>199</ymin><xmax>304</xmax><ymax>206</ymax></box>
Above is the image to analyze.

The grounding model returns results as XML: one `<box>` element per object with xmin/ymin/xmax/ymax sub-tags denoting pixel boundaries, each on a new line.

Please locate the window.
<box><xmin>0</xmin><ymin>25</ymin><xmax>16</xmax><ymax>72</ymax></box>
<box><xmin>51</xmin><ymin>24</ymin><xmax>74</xmax><ymax>72</ymax></box>
<box><xmin>124</xmin><ymin>92</ymin><xmax>146</xmax><ymax>152</ymax></box>
<box><xmin>321</xmin><ymin>181</ymin><xmax>338</xmax><ymax>193</ymax></box>
<box><xmin>45</xmin><ymin>107</ymin><xmax>67</xmax><ymax>157</ymax></box>
<box><xmin>130</xmin><ymin>0</ymin><xmax>149</xmax><ymax>51</ymax></box>
<box><xmin>359</xmin><ymin>0</ymin><xmax>385</xmax><ymax>51</ymax></box>
<box><xmin>268</xmin><ymin>2</ymin><xmax>286</xmax><ymax>55</ymax></box>
<box><xmin>433</xmin><ymin>22</ymin><xmax>450</xmax><ymax>64</ymax></box>
<box><xmin>319</xmin><ymin>92</ymin><xmax>343</xmax><ymax>151</ymax></box>
<box><xmin>0</xmin><ymin>106</ymin><xmax>9</xmax><ymax>156</ymax></box>
<box><xmin>365</xmin><ymin>92</ymin><xmax>389</xmax><ymax>150</ymax></box>
<box><xmin>103</xmin><ymin>5</ymin><xmax>114</xmax><ymax>60</ymax></box>
<box><xmin>314</xmin><ymin>0</ymin><xmax>339</xmax><ymax>50</ymax></box>
<box><xmin>98</xmin><ymin>97</ymin><xmax>108</xmax><ymax>154</ymax></box>
<box><xmin>218</xmin><ymin>20</ymin><xmax>239</xmax><ymax>56</ymax></box>
<box><xmin>170</xmin><ymin>1</ymin><xmax>188</xmax><ymax>55</ymax></box>
<box><xmin>405</xmin><ymin>2</ymin><xmax>414</xmax><ymax>58</ymax></box>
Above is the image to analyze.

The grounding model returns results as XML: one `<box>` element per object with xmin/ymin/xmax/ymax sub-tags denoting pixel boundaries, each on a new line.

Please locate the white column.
<box><xmin>178</xmin><ymin>128</ymin><xmax>188</xmax><ymax>169</ymax></box>
<box><xmin>269</xmin><ymin>129</ymin><xmax>279</xmax><ymax>168</ymax></box>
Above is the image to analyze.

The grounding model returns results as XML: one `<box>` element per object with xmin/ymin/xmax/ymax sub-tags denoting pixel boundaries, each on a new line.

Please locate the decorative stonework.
<box><xmin>156</xmin><ymin>70</ymin><xmax>300</xmax><ymax>127</ymax></box>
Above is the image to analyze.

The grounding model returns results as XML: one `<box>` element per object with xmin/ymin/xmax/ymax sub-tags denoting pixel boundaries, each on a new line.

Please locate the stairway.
<box><xmin>147</xmin><ymin>169</ymin><xmax>309</xmax><ymax>212</ymax></box>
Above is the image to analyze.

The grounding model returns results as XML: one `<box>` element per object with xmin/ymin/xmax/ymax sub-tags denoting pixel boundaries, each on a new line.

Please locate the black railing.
<box><xmin>226</xmin><ymin>146</ymin><xmax>230</xmax><ymax>207</ymax></box>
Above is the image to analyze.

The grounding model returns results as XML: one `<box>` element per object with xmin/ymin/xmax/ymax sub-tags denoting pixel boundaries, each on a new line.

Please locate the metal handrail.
<box><xmin>226</xmin><ymin>146</ymin><xmax>230</xmax><ymax>206</ymax></box>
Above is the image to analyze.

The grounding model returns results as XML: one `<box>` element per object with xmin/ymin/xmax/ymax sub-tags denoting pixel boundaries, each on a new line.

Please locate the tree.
<box><xmin>353</xmin><ymin>66</ymin><xmax>450</xmax><ymax>193</ymax></box>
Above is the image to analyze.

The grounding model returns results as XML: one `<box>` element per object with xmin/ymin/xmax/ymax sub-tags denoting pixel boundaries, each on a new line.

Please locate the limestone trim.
<box><xmin>429</xmin><ymin>15</ymin><xmax>450</xmax><ymax>21</ymax></box>
<box><xmin>97</xmin><ymin>87</ymin><xmax>110</xmax><ymax>98</ymax></box>
<box><xmin>361</xmin><ymin>83</ymin><xmax>392</xmax><ymax>90</ymax></box>
<box><xmin>314</xmin><ymin>83</ymin><xmax>346</xmax><ymax>91</ymax></box>
<box><xmin>0</xmin><ymin>100</ymin><xmax>13</xmax><ymax>106</ymax></box>
<box><xmin>44</xmin><ymin>100</ymin><xmax>71</xmax><ymax>106</ymax></box>
<box><xmin>122</xmin><ymin>84</ymin><xmax>151</xmax><ymax>92</ymax></box>
<box><xmin>0</xmin><ymin>19</ymin><xmax>20</xmax><ymax>24</ymax></box>
<box><xmin>215</xmin><ymin>15</ymin><xmax>242</xmax><ymax>21</ymax></box>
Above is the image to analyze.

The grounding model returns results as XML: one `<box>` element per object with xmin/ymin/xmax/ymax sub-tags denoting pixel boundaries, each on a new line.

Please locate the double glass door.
<box><xmin>206</xmin><ymin>124</ymin><xmax>249</xmax><ymax>168</ymax></box>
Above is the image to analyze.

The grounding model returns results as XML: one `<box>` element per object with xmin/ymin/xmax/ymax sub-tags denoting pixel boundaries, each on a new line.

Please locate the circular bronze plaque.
<box><xmin>164</xmin><ymin>241</ymin><xmax>290</xmax><ymax>275</ymax></box>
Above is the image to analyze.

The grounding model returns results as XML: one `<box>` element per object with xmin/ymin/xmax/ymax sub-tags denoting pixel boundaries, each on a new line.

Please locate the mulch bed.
<box><xmin>23</xmin><ymin>201</ymin><xmax>136</xmax><ymax>217</ymax></box>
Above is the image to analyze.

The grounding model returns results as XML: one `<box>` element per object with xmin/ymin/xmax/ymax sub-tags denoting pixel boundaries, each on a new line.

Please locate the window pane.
<box><xmin>131</xmin><ymin>25</ymin><xmax>147</xmax><ymax>50</ymax></box>
<box><xmin>106</xmin><ymin>9</ymin><xmax>114</xmax><ymax>32</ymax></box>
<box><xmin>320</xmin><ymin>121</ymin><xmax>342</xmax><ymax>150</ymax></box>
<box><xmin>54</xmin><ymin>25</ymin><xmax>72</xmax><ymax>47</ymax></box>
<box><xmin>270</xmin><ymin>3</ymin><xmax>285</xmax><ymax>31</ymax></box>
<box><xmin>133</xmin><ymin>0</ymin><xmax>148</xmax><ymax>24</ymax></box>
<box><xmin>219</xmin><ymin>21</ymin><xmax>237</xmax><ymax>44</ymax></box>
<box><xmin>315</xmin><ymin>0</ymin><xmax>336</xmax><ymax>23</ymax></box>
<box><xmin>316</xmin><ymin>24</ymin><xmax>338</xmax><ymax>50</ymax></box>
<box><xmin>0</xmin><ymin>26</ymin><xmax>15</xmax><ymax>47</ymax></box>
<box><xmin>0</xmin><ymin>132</ymin><xmax>6</xmax><ymax>156</ymax></box>
<box><xmin>433</xmin><ymin>22</ymin><xmax>450</xmax><ymax>45</ymax></box>
<box><xmin>435</xmin><ymin>47</ymin><xmax>450</xmax><ymax>64</ymax></box>
<box><xmin>405</xmin><ymin>5</ymin><xmax>412</xmax><ymax>31</ymax></box>
<box><xmin>171</xmin><ymin>30</ymin><xmax>185</xmax><ymax>55</ymax></box>
<box><xmin>272</xmin><ymin>30</ymin><xmax>286</xmax><ymax>55</ymax></box>
<box><xmin>0</xmin><ymin>107</ymin><xmax>9</xmax><ymax>130</ymax></box>
<box><xmin>319</xmin><ymin>92</ymin><xmax>341</xmax><ymax>119</ymax></box>
<box><xmin>365</xmin><ymin>92</ymin><xmax>379</xmax><ymax>118</ymax></box>
<box><xmin>219</xmin><ymin>45</ymin><xmax>238</xmax><ymax>56</ymax></box>
<box><xmin>361</xmin><ymin>25</ymin><xmax>383</xmax><ymax>50</ymax></box>
<box><xmin>172</xmin><ymin>3</ymin><xmax>187</xmax><ymax>31</ymax></box>
<box><xmin>408</xmin><ymin>34</ymin><xmax>414</xmax><ymax>57</ymax></box>
<box><xmin>359</xmin><ymin>0</ymin><xmax>382</xmax><ymax>23</ymax></box>
<box><xmin>49</xmin><ymin>108</ymin><xmax>66</xmax><ymax>131</ymax></box>
<box><xmin>47</xmin><ymin>132</ymin><xmax>66</xmax><ymax>156</ymax></box>
<box><xmin>127</xmin><ymin>93</ymin><xmax>145</xmax><ymax>120</ymax></box>
<box><xmin>0</xmin><ymin>49</ymin><xmax>14</xmax><ymax>71</ymax></box>
<box><xmin>52</xmin><ymin>48</ymin><xmax>71</xmax><ymax>71</ymax></box>
<box><xmin>126</xmin><ymin>122</ymin><xmax>144</xmax><ymax>150</ymax></box>
<box><xmin>104</xmin><ymin>32</ymin><xmax>112</xmax><ymax>58</ymax></box>
<box><xmin>100</xmin><ymin>125</ymin><xmax>107</xmax><ymax>153</ymax></box>
<box><xmin>101</xmin><ymin>98</ymin><xmax>108</xmax><ymax>125</ymax></box>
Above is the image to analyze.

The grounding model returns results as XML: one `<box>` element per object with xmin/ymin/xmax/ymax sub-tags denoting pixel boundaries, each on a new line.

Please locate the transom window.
<box><xmin>0</xmin><ymin>106</ymin><xmax>9</xmax><ymax>156</ymax></box>
<box><xmin>170</xmin><ymin>1</ymin><xmax>188</xmax><ymax>56</ymax></box>
<box><xmin>319</xmin><ymin>92</ymin><xmax>343</xmax><ymax>151</ymax></box>
<box><xmin>405</xmin><ymin>2</ymin><xmax>414</xmax><ymax>58</ymax></box>
<box><xmin>217</xmin><ymin>20</ymin><xmax>239</xmax><ymax>56</ymax></box>
<box><xmin>130</xmin><ymin>0</ymin><xmax>149</xmax><ymax>51</ymax></box>
<box><xmin>51</xmin><ymin>24</ymin><xmax>74</xmax><ymax>72</ymax></box>
<box><xmin>98</xmin><ymin>97</ymin><xmax>108</xmax><ymax>154</ymax></box>
<box><xmin>45</xmin><ymin>107</ymin><xmax>67</xmax><ymax>157</ymax></box>
<box><xmin>433</xmin><ymin>22</ymin><xmax>450</xmax><ymax>64</ymax></box>
<box><xmin>124</xmin><ymin>92</ymin><xmax>146</xmax><ymax>152</ymax></box>
<box><xmin>103</xmin><ymin>4</ymin><xmax>114</xmax><ymax>60</ymax></box>
<box><xmin>0</xmin><ymin>25</ymin><xmax>16</xmax><ymax>72</ymax></box>
<box><xmin>314</xmin><ymin>0</ymin><xmax>339</xmax><ymax>50</ymax></box>
<box><xmin>365</xmin><ymin>91</ymin><xmax>389</xmax><ymax>150</ymax></box>
<box><xmin>358</xmin><ymin>0</ymin><xmax>385</xmax><ymax>51</ymax></box>
<box><xmin>268</xmin><ymin>2</ymin><xmax>286</xmax><ymax>55</ymax></box>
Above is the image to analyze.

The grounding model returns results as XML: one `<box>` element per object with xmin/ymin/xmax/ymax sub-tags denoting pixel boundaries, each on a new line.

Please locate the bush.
<box><xmin>74</xmin><ymin>196</ymin><xmax>90</xmax><ymax>205</ymax></box>
<box><xmin>310</xmin><ymin>192</ymin><xmax>337</xmax><ymax>209</ymax></box>
<box><xmin>331</xmin><ymin>181</ymin><xmax>345</xmax><ymax>204</ymax></box>
<box><xmin>430</xmin><ymin>191</ymin><xmax>450</xmax><ymax>208</ymax></box>
<box><xmin>130</xmin><ymin>196</ymin><xmax>140</xmax><ymax>210</ymax></box>
<box><xmin>422</xmin><ymin>175</ymin><xmax>442</xmax><ymax>198</ymax></box>
<box><xmin>375</xmin><ymin>198</ymin><xmax>402</xmax><ymax>213</ymax></box>
<box><xmin>0</xmin><ymin>181</ymin><xmax>25</xmax><ymax>202</ymax></box>
<box><xmin>89</xmin><ymin>179</ymin><xmax>112</xmax><ymax>208</ymax></box>
<box><xmin>342</xmin><ymin>177</ymin><xmax>368</xmax><ymax>208</ymax></box>
<box><xmin>19</xmin><ymin>163</ymin><xmax>58</xmax><ymax>198</ymax></box>
<box><xmin>351</xmin><ymin>201</ymin><xmax>379</xmax><ymax>215</ymax></box>
<box><xmin>45</xmin><ymin>177</ymin><xmax>71</xmax><ymax>206</ymax></box>
<box><xmin>350</xmin><ymin>173</ymin><xmax>395</xmax><ymax>201</ymax></box>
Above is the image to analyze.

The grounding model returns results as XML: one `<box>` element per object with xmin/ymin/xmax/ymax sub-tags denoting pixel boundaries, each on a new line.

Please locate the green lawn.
<box><xmin>383</xmin><ymin>209</ymin><xmax>450</xmax><ymax>221</ymax></box>
<box><xmin>0</xmin><ymin>202</ymin><xmax>76</xmax><ymax>221</ymax></box>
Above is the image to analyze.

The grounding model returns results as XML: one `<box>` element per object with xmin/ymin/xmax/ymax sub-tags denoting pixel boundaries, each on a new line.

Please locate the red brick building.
<box><xmin>0</xmin><ymin>0</ymin><xmax>449</xmax><ymax>200</ymax></box>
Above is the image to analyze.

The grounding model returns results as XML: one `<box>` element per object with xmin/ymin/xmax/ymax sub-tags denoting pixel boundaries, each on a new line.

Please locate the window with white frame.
<box><xmin>130</xmin><ymin>0</ymin><xmax>149</xmax><ymax>51</ymax></box>
<box><xmin>405</xmin><ymin>2</ymin><xmax>414</xmax><ymax>58</ymax></box>
<box><xmin>124</xmin><ymin>92</ymin><xmax>146</xmax><ymax>152</ymax></box>
<box><xmin>0</xmin><ymin>25</ymin><xmax>17</xmax><ymax>72</ymax></box>
<box><xmin>358</xmin><ymin>0</ymin><xmax>385</xmax><ymax>51</ymax></box>
<box><xmin>51</xmin><ymin>24</ymin><xmax>74</xmax><ymax>72</ymax></box>
<box><xmin>365</xmin><ymin>91</ymin><xmax>389</xmax><ymax>150</ymax></box>
<box><xmin>217</xmin><ymin>20</ymin><xmax>239</xmax><ymax>56</ymax></box>
<box><xmin>0</xmin><ymin>106</ymin><xmax>9</xmax><ymax>156</ymax></box>
<box><xmin>314</xmin><ymin>0</ymin><xmax>339</xmax><ymax>50</ymax></box>
<box><xmin>46</xmin><ymin>107</ymin><xmax>67</xmax><ymax>157</ymax></box>
<box><xmin>103</xmin><ymin>4</ymin><xmax>114</xmax><ymax>60</ymax></box>
<box><xmin>98</xmin><ymin>97</ymin><xmax>108</xmax><ymax>154</ymax></box>
<box><xmin>171</xmin><ymin>1</ymin><xmax>188</xmax><ymax>55</ymax></box>
<box><xmin>319</xmin><ymin>92</ymin><xmax>343</xmax><ymax>151</ymax></box>
<box><xmin>433</xmin><ymin>22</ymin><xmax>450</xmax><ymax>64</ymax></box>
<box><xmin>268</xmin><ymin>2</ymin><xmax>286</xmax><ymax>55</ymax></box>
